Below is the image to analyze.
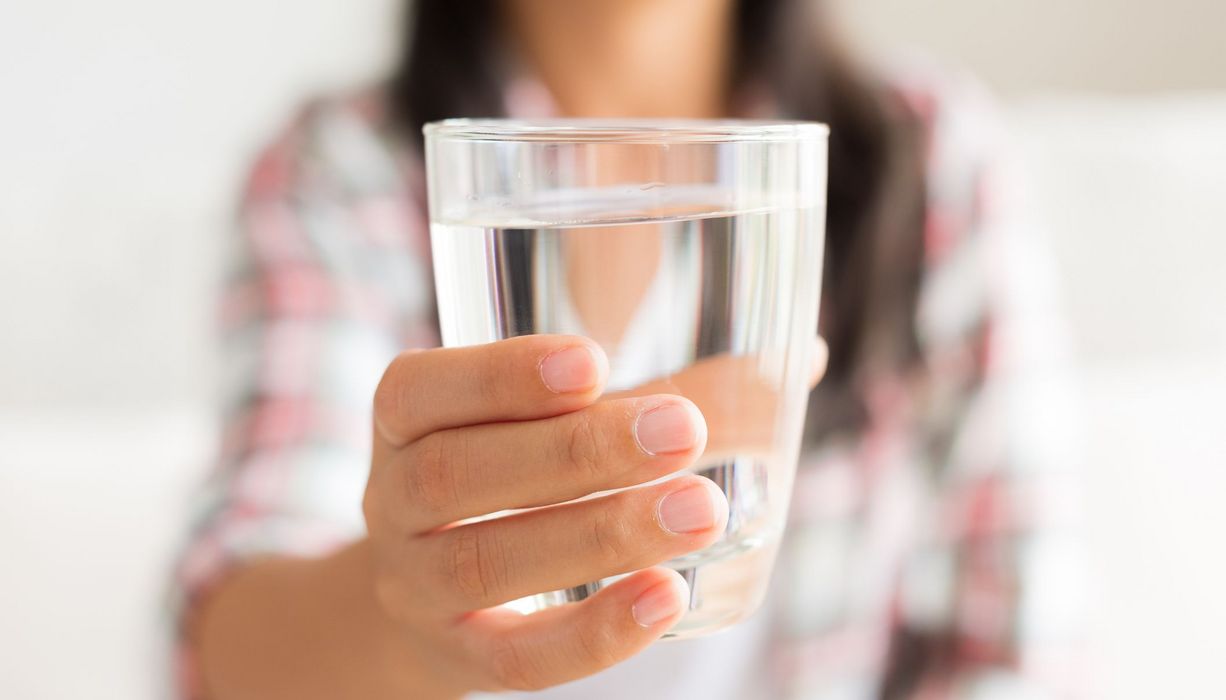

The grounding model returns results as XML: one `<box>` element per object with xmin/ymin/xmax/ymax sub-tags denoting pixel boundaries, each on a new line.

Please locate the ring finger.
<box><xmin>408</xmin><ymin>474</ymin><xmax>729</xmax><ymax>614</ymax></box>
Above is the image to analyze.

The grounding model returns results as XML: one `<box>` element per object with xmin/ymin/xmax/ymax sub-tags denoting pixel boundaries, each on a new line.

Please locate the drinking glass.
<box><xmin>424</xmin><ymin>119</ymin><xmax>827</xmax><ymax>638</ymax></box>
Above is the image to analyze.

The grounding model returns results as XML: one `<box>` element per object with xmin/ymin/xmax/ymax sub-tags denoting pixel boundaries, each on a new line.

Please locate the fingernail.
<box><xmin>657</xmin><ymin>481</ymin><xmax>719</xmax><ymax>534</ymax></box>
<box><xmin>632</xmin><ymin>578</ymin><xmax>685</xmax><ymax>627</ymax></box>
<box><xmin>633</xmin><ymin>403</ymin><xmax>701</xmax><ymax>456</ymax></box>
<box><xmin>540</xmin><ymin>345</ymin><xmax>600</xmax><ymax>394</ymax></box>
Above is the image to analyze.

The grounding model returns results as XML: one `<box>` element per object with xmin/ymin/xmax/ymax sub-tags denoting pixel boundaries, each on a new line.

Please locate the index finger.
<box><xmin>373</xmin><ymin>335</ymin><xmax>609</xmax><ymax>447</ymax></box>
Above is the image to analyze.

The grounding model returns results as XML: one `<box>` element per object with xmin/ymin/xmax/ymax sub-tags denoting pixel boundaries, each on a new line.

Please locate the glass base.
<box><xmin>660</xmin><ymin>538</ymin><xmax>776</xmax><ymax>639</ymax></box>
<box><xmin>505</xmin><ymin>536</ymin><xmax>779</xmax><ymax>638</ymax></box>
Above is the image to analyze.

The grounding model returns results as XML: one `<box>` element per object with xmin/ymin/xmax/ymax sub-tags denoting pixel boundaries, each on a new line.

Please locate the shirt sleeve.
<box><xmin>883</xmin><ymin>72</ymin><xmax>1087</xmax><ymax>698</ymax></box>
<box><xmin>166</xmin><ymin>98</ymin><xmax>437</xmax><ymax>697</ymax></box>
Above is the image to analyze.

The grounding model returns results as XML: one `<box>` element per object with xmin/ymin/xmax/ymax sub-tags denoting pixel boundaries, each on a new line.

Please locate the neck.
<box><xmin>505</xmin><ymin>0</ymin><xmax>735</xmax><ymax>118</ymax></box>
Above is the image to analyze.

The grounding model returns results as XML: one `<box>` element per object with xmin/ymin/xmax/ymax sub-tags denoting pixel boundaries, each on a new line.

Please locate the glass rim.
<box><xmin>423</xmin><ymin>118</ymin><xmax>829</xmax><ymax>144</ymax></box>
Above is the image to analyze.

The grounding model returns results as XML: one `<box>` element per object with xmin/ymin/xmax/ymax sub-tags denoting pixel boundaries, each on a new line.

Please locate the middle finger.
<box><xmin>384</xmin><ymin>395</ymin><xmax>708</xmax><ymax>533</ymax></box>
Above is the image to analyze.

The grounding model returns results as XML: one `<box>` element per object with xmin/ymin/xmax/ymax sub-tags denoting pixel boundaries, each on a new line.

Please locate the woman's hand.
<box><xmin>363</xmin><ymin>334</ymin><xmax>729</xmax><ymax>695</ymax></box>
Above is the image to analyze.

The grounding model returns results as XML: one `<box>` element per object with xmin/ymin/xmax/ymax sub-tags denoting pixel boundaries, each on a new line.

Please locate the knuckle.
<box><xmin>476</xmin><ymin>347</ymin><xmax>511</xmax><ymax>406</ymax></box>
<box><xmin>444</xmin><ymin>527</ymin><xmax>510</xmax><ymax>605</ymax></box>
<box><xmin>561</xmin><ymin>411</ymin><xmax>609</xmax><ymax>478</ymax></box>
<box><xmin>489</xmin><ymin>635</ymin><xmax>547</xmax><ymax>691</ymax></box>
<box><xmin>403</xmin><ymin>436</ymin><xmax>460</xmax><ymax>516</ymax></box>
<box><xmin>445</xmin><ymin>529</ymin><xmax>490</xmax><ymax>602</ymax></box>
<box><xmin>575</xmin><ymin>621</ymin><xmax>620</xmax><ymax>670</ymax></box>
<box><xmin>588</xmin><ymin>503</ymin><xmax>633</xmax><ymax>568</ymax></box>
<box><xmin>371</xmin><ymin>555</ymin><xmax>414</xmax><ymax>620</ymax></box>
<box><xmin>373</xmin><ymin>351</ymin><xmax>421</xmax><ymax>441</ymax></box>
<box><xmin>368</xmin><ymin>534</ymin><xmax>428</xmax><ymax>619</ymax></box>
<box><xmin>361</xmin><ymin>483</ymin><xmax>380</xmax><ymax>529</ymax></box>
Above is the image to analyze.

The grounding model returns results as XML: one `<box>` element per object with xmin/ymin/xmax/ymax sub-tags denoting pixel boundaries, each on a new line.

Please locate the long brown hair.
<box><xmin>387</xmin><ymin>0</ymin><xmax>927</xmax><ymax>443</ymax></box>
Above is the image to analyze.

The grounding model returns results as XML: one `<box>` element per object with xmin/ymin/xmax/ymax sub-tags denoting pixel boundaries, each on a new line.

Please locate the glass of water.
<box><xmin>424</xmin><ymin>119</ymin><xmax>827</xmax><ymax>638</ymax></box>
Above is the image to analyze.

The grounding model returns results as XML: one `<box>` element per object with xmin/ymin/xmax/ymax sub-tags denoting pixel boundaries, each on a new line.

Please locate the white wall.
<box><xmin>1009</xmin><ymin>97</ymin><xmax>1226</xmax><ymax>698</ymax></box>
<box><xmin>2</xmin><ymin>2</ymin><xmax>1224</xmax><ymax>698</ymax></box>
<box><xmin>0</xmin><ymin>0</ymin><xmax>398</xmax><ymax>411</ymax></box>
<box><xmin>838</xmin><ymin>0</ymin><xmax>1226</xmax><ymax>94</ymax></box>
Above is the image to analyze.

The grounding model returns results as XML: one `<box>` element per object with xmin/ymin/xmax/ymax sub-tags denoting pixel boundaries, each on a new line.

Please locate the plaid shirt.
<box><xmin>171</xmin><ymin>69</ymin><xmax>1083</xmax><ymax>699</ymax></box>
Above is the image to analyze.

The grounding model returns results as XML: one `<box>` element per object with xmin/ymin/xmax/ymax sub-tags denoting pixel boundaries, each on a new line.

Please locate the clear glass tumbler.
<box><xmin>424</xmin><ymin>119</ymin><xmax>827</xmax><ymax>637</ymax></box>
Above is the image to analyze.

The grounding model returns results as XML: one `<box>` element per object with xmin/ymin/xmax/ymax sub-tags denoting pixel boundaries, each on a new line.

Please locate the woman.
<box><xmin>174</xmin><ymin>0</ymin><xmax>1076</xmax><ymax>697</ymax></box>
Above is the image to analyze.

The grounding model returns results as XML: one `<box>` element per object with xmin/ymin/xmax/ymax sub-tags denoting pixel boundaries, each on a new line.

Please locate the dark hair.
<box><xmin>388</xmin><ymin>0</ymin><xmax>927</xmax><ymax>443</ymax></box>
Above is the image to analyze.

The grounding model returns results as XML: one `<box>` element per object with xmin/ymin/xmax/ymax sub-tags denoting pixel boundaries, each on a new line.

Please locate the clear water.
<box><xmin>431</xmin><ymin>202</ymin><xmax>823</xmax><ymax>636</ymax></box>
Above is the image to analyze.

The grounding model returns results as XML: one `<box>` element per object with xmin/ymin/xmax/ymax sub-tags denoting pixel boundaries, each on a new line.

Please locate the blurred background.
<box><xmin>2</xmin><ymin>0</ymin><xmax>1224</xmax><ymax>697</ymax></box>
